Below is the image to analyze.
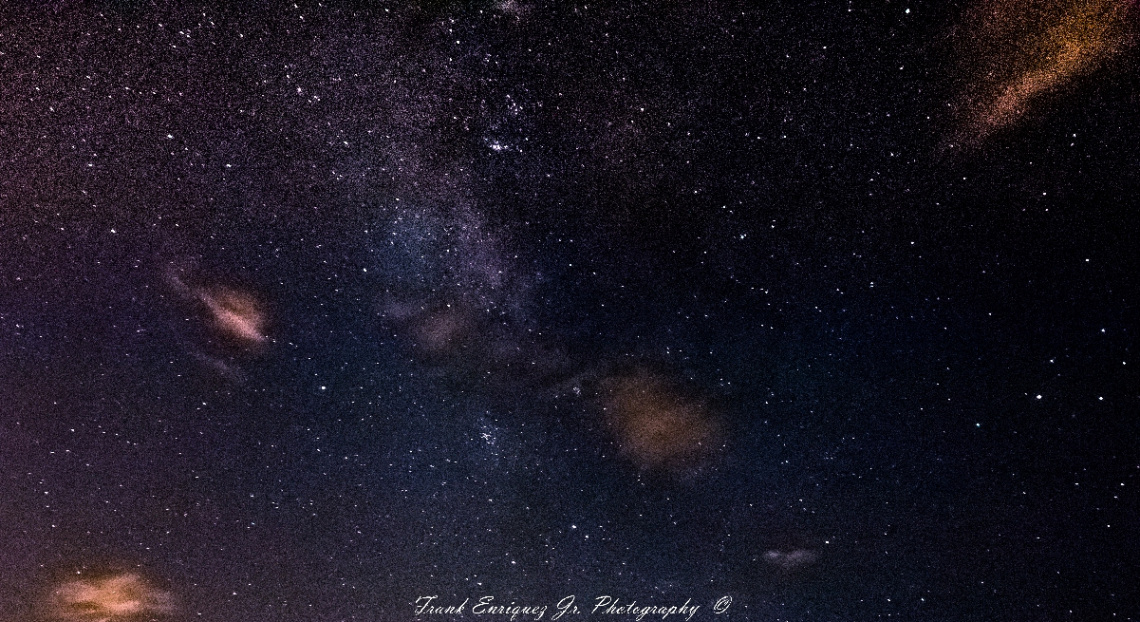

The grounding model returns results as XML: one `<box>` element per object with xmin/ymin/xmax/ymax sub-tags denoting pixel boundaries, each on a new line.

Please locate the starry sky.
<box><xmin>1</xmin><ymin>1</ymin><xmax>1138</xmax><ymax>621</ymax></box>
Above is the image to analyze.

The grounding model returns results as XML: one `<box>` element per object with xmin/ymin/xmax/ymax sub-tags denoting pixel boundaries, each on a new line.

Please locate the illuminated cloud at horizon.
<box><xmin>47</xmin><ymin>572</ymin><xmax>175</xmax><ymax>622</ymax></box>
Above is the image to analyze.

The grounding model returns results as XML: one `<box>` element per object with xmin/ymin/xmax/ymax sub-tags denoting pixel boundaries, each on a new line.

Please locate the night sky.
<box><xmin>1</xmin><ymin>1</ymin><xmax>1138</xmax><ymax>621</ymax></box>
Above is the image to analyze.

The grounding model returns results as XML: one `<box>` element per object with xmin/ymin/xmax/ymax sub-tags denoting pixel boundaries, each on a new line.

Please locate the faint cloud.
<box><xmin>599</xmin><ymin>368</ymin><xmax>724</xmax><ymax>472</ymax></box>
<box><xmin>763</xmin><ymin>548</ymin><xmax>819</xmax><ymax>572</ymax></box>
<box><xmin>48</xmin><ymin>572</ymin><xmax>175</xmax><ymax>622</ymax></box>
<box><xmin>947</xmin><ymin>0</ymin><xmax>1134</xmax><ymax>148</ymax></box>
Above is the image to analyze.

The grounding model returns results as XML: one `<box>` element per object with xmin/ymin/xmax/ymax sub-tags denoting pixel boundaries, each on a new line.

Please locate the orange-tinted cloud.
<box><xmin>166</xmin><ymin>264</ymin><xmax>270</xmax><ymax>350</ymax></box>
<box><xmin>599</xmin><ymin>369</ymin><xmax>723</xmax><ymax>472</ymax></box>
<box><xmin>48</xmin><ymin>572</ymin><xmax>175</xmax><ymax>621</ymax></box>
<box><xmin>198</xmin><ymin>286</ymin><xmax>269</xmax><ymax>347</ymax></box>
<box><xmin>952</xmin><ymin>0</ymin><xmax>1134</xmax><ymax>145</ymax></box>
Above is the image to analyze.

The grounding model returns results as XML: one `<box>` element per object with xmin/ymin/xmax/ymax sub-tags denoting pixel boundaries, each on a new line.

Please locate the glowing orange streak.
<box><xmin>964</xmin><ymin>0</ymin><xmax>1132</xmax><ymax>141</ymax></box>
<box><xmin>199</xmin><ymin>288</ymin><xmax>268</xmax><ymax>345</ymax></box>
<box><xmin>50</xmin><ymin>573</ymin><xmax>175</xmax><ymax>621</ymax></box>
